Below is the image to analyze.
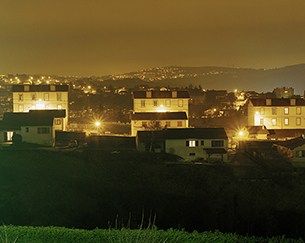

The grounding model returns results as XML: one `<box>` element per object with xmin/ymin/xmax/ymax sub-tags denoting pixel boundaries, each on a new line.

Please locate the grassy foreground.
<box><xmin>0</xmin><ymin>225</ymin><xmax>303</xmax><ymax>243</ymax></box>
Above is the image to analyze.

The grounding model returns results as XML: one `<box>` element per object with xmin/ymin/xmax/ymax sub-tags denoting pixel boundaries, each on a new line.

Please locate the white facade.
<box><xmin>247</xmin><ymin>98</ymin><xmax>305</xmax><ymax>129</ymax></box>
<box><xmin>165</xmin><ymin>138</ymin><xmax>228</xmax><ymax>161</ymax></box>
<box><xmin>20</xmin><ymin>125</ymin><xmax>55</xmax><ymax>146</ymax></box>
<box><xmin>131</xmin><ymin>90</ymin><xmax>190</xmax><ymax>136</ymax></box>
<box><xmin>12</xmin><ymin>85</ymin><xmax>69</xmax><ymax>130</ymax></box>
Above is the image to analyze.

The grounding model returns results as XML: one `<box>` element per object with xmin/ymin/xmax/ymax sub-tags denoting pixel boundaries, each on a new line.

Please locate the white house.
<box><xmin>136</xmin><ymin>128</ymin><xmax>228</xmax><ymax>162</ymax></box>
<box><xmin>11</xmin><ymin>84</ymin><xmax>69</xmax><ymax>130</ymax></box>
<box><xmin>0</xmin><ymin>110</ymin><xmax>66</xmax><ymax>146</ymax></box>
<box><xmin>246</xmin><ymin>98</ymin><xmax>305</xmax><ymax>129</ymax></box>
<box><xmin>131</xmin><ymin>90</ymin><xmax>190</xmax><ymax>136</ymax></box>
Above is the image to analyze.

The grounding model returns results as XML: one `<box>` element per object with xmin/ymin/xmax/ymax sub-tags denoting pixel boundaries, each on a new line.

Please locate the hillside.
<box><xmin>99</xmin><ymin>64</ymin><xmax>305</xmax><ymax>94</ymax></box>
<box><xmin>1</xmin><ymin>146</ymin><xmax>305</xmax><ymax>239</ymax></box>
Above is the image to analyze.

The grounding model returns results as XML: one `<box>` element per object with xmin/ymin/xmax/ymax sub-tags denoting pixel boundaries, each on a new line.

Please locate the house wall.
<box><xmin>248</xmin><ymin>103</ymin><xmax>305</xmax><ymax>129</ymax></box>
<box><xmin>165</xmin><ymin>138</ymin><xmax>228</xmax><ymax>161</ymax></box>
<box><xmin>20</xmin><ymin>126</ymin><xmax>54</xmax><ymax>146</ymax></box>
<box><xmin>133</xmin><ymin>98</ymin><xmax>189</xmax><ymax>115</ymax></box>
<box><xmin>131</xmin><ymin>119</ymin><xmax>188</xmax><ymax>136</ymax></box>
<box><xmin>13</xmin><ymin>91</ymin><xmax>68</xmax><ymax>130</ymax></box>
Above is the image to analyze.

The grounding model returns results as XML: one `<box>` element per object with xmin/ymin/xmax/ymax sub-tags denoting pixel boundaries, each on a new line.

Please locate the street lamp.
<box><xmin>95</xmin><ymin>121</ymin><xmax>101</xmax><ymax>134</ymax></box>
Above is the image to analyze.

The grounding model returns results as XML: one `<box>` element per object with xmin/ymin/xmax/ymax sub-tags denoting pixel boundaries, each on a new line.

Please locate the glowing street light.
<box><xmin>95</xmin><ymin>121</ymin><xmax>101</xmax><ymax>135</ymax></box>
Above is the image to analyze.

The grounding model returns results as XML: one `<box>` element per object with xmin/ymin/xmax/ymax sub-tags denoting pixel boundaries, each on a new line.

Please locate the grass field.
<box><xmin>0</xmin><ymin>225</ymin><xmax>304</xmax><ymax>243</ymax></box>
<box><xmin>1</xmin><ymin>144</ymin><xmax>305</xmax><ymax>239</ymax></box>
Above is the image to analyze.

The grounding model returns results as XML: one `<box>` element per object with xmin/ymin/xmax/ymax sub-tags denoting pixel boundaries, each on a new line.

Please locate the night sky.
<box><xmin>1</xmin><ymin>0</ymin><xmax>304</xmax><ymax>76</ymax></box>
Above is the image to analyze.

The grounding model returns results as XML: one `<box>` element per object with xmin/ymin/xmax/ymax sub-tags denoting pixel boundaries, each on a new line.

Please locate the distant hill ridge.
<box><xmin>96</xmin><ymin>64</ymin><xmax>305</xmax><ymax>94</ymax></box>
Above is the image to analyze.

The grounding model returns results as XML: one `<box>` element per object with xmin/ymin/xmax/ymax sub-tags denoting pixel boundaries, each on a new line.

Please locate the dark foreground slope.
<box><xmin>1</xmin><ymin>147</ymin><xmax>305</xmax><ymax>239</ymax></box>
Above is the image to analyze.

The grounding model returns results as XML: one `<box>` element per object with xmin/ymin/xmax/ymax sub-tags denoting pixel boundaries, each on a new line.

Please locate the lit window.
<box><xmin>272</xmin><ymin>108</ymin><xmax>277</xmax><ymax>115</ymax></box>
<box><xmin>57</xmin><ymin>93</ymin><xmax>62</xmax><ymax>101</ymax></box>
<box><xmin>296</xmin><ymin>118</ymin><xmax>301</xmax><ymax>126</ymax></box>
<box><xmin>6</xmin><ymin>131</ymin><xmax>14</xmax><ymax>141</ymax></box>
<box><xmin>296</xmin><ymin>107</ymin><xmax>301</xmax><ymax>115</ymax></box>
<box><xmin>18</xmin><ymin>105</ymin><xmax>24</xmax><ymax>112</ymax></box>
<box><xmin>284</xmin><ymin>107</ymin><xmax>289</xmax><ymax>115</ymax></box>
<box><xmin>178</xmin><ymin>100</ymin><xmax>183</xmax><ymax>107</ymax></box>
<box><xmin>18</xmin><ymin>94</ymin><xmax>23</xmax><ymax>101</ymax></box>
<box><xmin>177</xmin><ymin>121</ymin><xmax>182</xmax><ymax>127</ymax></box>
<box><xmin>153</xmin><ymin>100</ymin><xmax>158</xmax><ymax>107</ymax></box>
<box><xmin>259</xmin><ymin>108</ymin><xmax>265</xmax><ymax>115</ymax></box>
<box><xmin>165</xmin><ymin>100</ymin><xmax>171</xmax><ymax>107</ymax></box>
<box><xmin>31</xmin><ymin>93</ymin><xmax>36</xmax><ymax>101</ymax></box>
<box><xmin>44</xmin><ymin>93</ymin><xmax>49</xmax><ymax>101</ymax></box>
<box><xmin>46</xmin><ymin>105</ymin><xmax>49</xmax><ymax>109</ymax></box>
<box><xmin>284</xmin><ymin>118</ymin><xmax>289</xmax><ymax>125</ymax></box>
<box><xmin>141</xmin><ymin>100</ymin><xmax>145</xmax><ymax>107</ymax></box>
<box><xmin>212</xmin><ymin>140</ymin><xmax>224</xmax><ymax>147</ymax></box>
<box><xmin>57</xmin><ymin>105</ymin><xmax>62</xmax><ymax>110</ymax></box>
<box><xmin>189</xmin><ymin>140</ymin><xmax>196</xmax><ymax>147</ymax></box>
<box><xmin>31</xmin><ymin>105</ymin><xmax>36</xmax><ymax>110</ymax></box>
<box><xmin>272</xmin><ymin>118</ymin><xmax>277</xmax><ymax>126</ymax></box>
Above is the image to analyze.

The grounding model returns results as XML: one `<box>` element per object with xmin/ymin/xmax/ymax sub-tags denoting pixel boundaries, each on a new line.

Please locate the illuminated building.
<box><xmin>11</xmin><ymin>85</ymin><xmax>69</xmax><ymax>130</ymax></box>
<box><xmin>131</xmin><ymin>90</ymin><xmax>189</xmax><ymax>136</ymax></box>
<box><xmin>246</xmin><ymin>98</ymin><xmax>305</xmax><ymax>129</ymax></box>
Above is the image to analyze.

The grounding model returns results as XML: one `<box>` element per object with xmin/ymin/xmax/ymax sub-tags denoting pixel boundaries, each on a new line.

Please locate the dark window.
<box><xmin>211</xmin><ymin>140</ymin><xmax>224</xmax><ymax>147</ymax></box>
<box><xmin>37</xmin><ymin>127</ymin><xmax>50</xmax><ymax>134</ymax></box>
<box><xmin>201</xmin><ymin>141</ymin><xmax>204</xmax><ymax>146</ymax></box>
<box><xmin>25</xmin><ymin>127</ymin><xmax>29</xmax><ymax>133</ymax></box>
<box><xmin>189</xmin><ymin>153</ymin><xmax>196</xmax><ymax>156</ymax></box>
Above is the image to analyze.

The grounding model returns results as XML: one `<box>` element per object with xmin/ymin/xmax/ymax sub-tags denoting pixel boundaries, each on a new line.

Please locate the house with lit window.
<box><xmin>0</xmin><ymin>110</ymin><xmax>65</xmax><ymax>146</ymax></box>
<box><xmin>247</xmin><ymin>98</ymin><xmax>305</xmax><ymax>130</ymax></box>
<box><xmin>131</xmin><ymin>90</ymin><xmax>189</xmax><ymax>136</ymax></box>
<box><xmin>274</xmin><ymin>136</ymin><xmax>305</xmax><ymax>167</ymax></box>
<box><xmin>136</xmin><ymin>128</ymin><xmax>228</xmax><ymax>162</ymax></box>
<box><xmin>11</xmin><ymin>85</ymin><xmax>69</xmax><ymax>130</ymax></box>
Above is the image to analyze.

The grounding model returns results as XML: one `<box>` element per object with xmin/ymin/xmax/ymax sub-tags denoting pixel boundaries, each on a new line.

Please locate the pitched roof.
<box><xmin>131</xmin><ymin>112</ymin><xmax>187</xmax><ymax>120</ymax></box>
<box><xmin>276</xmin><ymin>137</ymin><xmax>305</xmax><ymax>149</ymax></box>
<box><xmin>137</xmin><ymin>128</ymin><xmax>227</xmax><ymax>140</ymax></box>
<box><xmin>267</xmin><ymin>129</ymin><xmax>305</xmax><ymax>139</ymax></box>
<box><xmin>132</xmin><ymin>90</ymin><xmax>189</xmax><ymax>99</ymax></box>
<box><xmin>245</xmin><ymin>126</ymin><xmax>269</xmax><ymax>135</ymax></box>
<box><xmin>12</xmin><ymin>85</ymin><xmax>69</xmax><ymax>92</ymax></box>
<box><xmin>0</xmin><ymin>110</ymin><xmax>65</xmax><ymax>129</ymax></box>
<box><xmin>249</xmin><ymin>98</ymin><xmax>305</xmax><ymax>106</ymax></box>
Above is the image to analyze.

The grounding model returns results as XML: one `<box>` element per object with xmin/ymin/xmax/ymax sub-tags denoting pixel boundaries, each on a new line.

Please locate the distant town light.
<box><xmin>239</xmin><ymin>131</ymin><xmax>244</xmax><ymax>136</ymax></box>
<box><xmin>95</xmin><ymin>121</ymin><xmax>101</xmax><ymax>127</ymax></box>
